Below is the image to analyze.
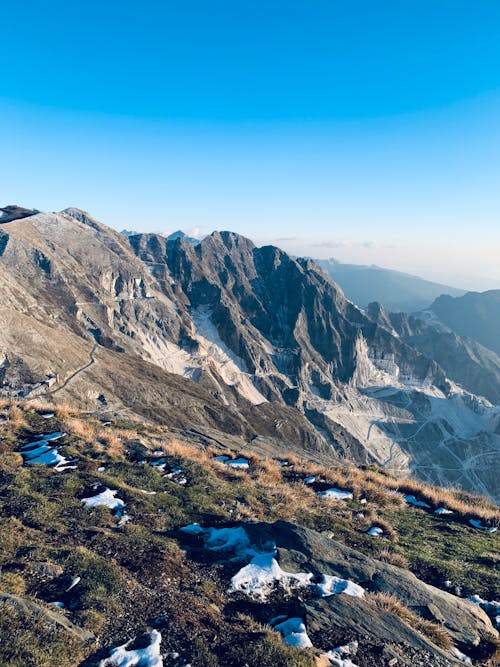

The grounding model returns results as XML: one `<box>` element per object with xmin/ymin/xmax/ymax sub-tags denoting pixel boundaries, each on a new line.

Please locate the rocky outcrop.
<box><xmin>241</xmin><ymin>521</ymin><xmax>497</xmax><ymax>665</ymax></box>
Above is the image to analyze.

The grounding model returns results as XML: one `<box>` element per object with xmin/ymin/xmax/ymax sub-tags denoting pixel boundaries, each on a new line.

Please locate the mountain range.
<box><xmin>0</xmin><ymin>207</ymin><xmax>499</xmax><ymax>502</ymax></box>
<box><xmin>314</xmin><ymin>258</ymin><xmax>466</xmax><ymax>313</ymax></box>
<box><xmin>0</xmin><ymin>205</ymin><xmax>499</xmax><ymax>667</ymax></box>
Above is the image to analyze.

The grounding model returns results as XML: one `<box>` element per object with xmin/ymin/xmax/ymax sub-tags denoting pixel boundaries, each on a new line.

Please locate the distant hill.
<box><xmin>430</xmin><ymin>290</ymin><xmax>500</xmax><ymax>356</ymax></box>
<box><xmin>314</xmin><ymin>258</ymin><xmax>465</xmax><ymax>312</ymax></box>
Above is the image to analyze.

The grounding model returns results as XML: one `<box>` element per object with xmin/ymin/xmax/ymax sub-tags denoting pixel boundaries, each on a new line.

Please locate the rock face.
<box><xmin>0</xmin><ymin>208</ymin><xmax>499</xmax><ymax>500</ymax></box>
<box><xmin>372</xmin><ymin>303</ymin><xmax>500</xmax><ymax>406</ymax></box>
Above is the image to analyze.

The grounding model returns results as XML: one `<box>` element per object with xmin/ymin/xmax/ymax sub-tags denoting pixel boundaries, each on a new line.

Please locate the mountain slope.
<box><xmin>430</xmin><ymin>291</ymin><xmax>500</xmax><ymax>356</ymax></box>
<box><xmin>0</xmin><ymin>208</ymin><xmax>499</xmax><ymax>501</ymax></box>
<box><xmin>366</xmin><ymin>303</ymin><xmax>500</xmax><ymax>406</ymax></box>
<box><xmin>0</xmin><ymin>403</ymin><xmax>498</xmax><ymax>667</ymax></box>
<box><xmin>314</xmin><ymin>258</ymin><xmax>465</xmax><ymax>312</ymax></box>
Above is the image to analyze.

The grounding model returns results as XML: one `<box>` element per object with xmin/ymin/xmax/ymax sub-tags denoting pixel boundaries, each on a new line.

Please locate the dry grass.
<box><xmin>378</xmin><ymin>549</ymin><xmax>409</xmax><ymax>568</ymax></box>
<box><xmin>167</xmin><ymin>439</ymin><xmax>212</xmax><ymax>462</ymax></box>
<box><xmin>6</xmin><ymin>403</ymin><xmax>26</xmax><ymax>429</ymax></box>
<box><xmin>252</xmin><ymin>458</ymin><xmax>283</xmax><ymax>487</ymax></box>
<box><xmin>53</xmin><ymin>402</ymin><xmax>79</xmax><ymax>420</ymax></box>
<box><xmin>362</xmin><ymin>471</ymin><xmax>500</xmax><ymax>524</ymax></box>
<box><xmin>289</xmin><ymin>458</ymin><xmax>498</xmax><ymax>525</ymax></box>
<box><xmin>24</xmin><ymin>398</ymin><xmax>55</xmax><ymax>413</ymax></box>
<box><xmin>371</xmin><ymin>592</ymin><xmax>452</xmax><ymax>650</ymax></box>
<box><xmin>95</xmin><ymin>430</ymin><xmax>124</xmax><ymax>457</ymax></box>
<box><xmin>64</xmin><ymin>416</ymin><xmax>97</xmax><ymax>441</ymax></box>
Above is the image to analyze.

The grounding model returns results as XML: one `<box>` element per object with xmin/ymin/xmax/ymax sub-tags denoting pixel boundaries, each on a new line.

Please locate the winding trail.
<box><xmin>48</xmin><ymin>344</ymin><xmax>98</xmax><ymax>395</ymax></box>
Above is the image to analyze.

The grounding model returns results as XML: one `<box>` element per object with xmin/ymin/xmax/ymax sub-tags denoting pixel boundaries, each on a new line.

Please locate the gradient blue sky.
<box><xmin>1</xmin><ymin>1</ymin><xmax>499</xmax><ymax>289</ymax></box>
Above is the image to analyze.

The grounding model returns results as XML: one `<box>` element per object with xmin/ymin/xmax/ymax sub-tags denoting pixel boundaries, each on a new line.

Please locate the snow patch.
<box><xmin>469</xmin><ymin>519</ymin><xmax>497</xmax><ymax>533</ymax></box>
<box><xmin>229</xmin><ymin>552</ymin><xmax>312</xmax><ymax>600</ymax></box>
<box><xmin>99</xmin><ymin>630</ymin><xmax>163</xmax><ymax>667</ymax></box>
<box><xmin>404</xmin><ymin>495</ymin><xmax>431</xmax><ymax>508</ymax></box>
<box><xmin>434</xmin><ymin>507</ymin><xmax>453</xmax><ymax>515</ymax></box>
<box><xmin>451</xmin><ymin>647</ymin><xmax>472</xmax><ymax>664</ymax></box>
<box><xmin>182</xmin><ymin>524</ymin><xmax>366</xmax><ymax>603</ymax></box>
<box><xmin>322</xmin><ymin>640</ymin><xmax>360</xmax><ymax>666</ymax></box>
<box><xmin>315</xmin><ymin>575</ymin><xmax>365</xmax><ymax>598</ymax></box>
<box><xmin>468</xmin><ymin>595</ymin><xmax>500</xmax><ymax>626</ymax></box>
<box><xmin>367</xmin><ymin>526</ymin><xmax>383</xmax><ymax>537</ymax></box>
<box><xmin>317</xmin><ymin>488</ymin><xmax>353</xmax><ymax>501</ymax></box>
<box><xmin>81</xmin><ymin>488</ymin><xmax>125</xmax><ymax>515</ymax></box>
<box><xmin>180</xmin><ymin>523</ymin><xmax>205</xmax><ymax>535</ymax></box>
<box><xmin>21</xmin><ymin>439</ymin><xmax>73</xmax><ymax>469</ymax></box>
<box><xmin>272</xmin><ymin>617</ymin><xmax>312</xmax><ymax>648</ymax></box>
<box><xmin>214</xmin><ymin>455</ymin><xmax>249</xmax><ymax>469</ymax></box>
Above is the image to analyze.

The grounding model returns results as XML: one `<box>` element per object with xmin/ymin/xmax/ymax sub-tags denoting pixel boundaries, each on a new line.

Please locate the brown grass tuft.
<box><xmin>96</xmin><ymin>430</ymin><xmax>124</xmax><ymax>458</ymax></box>
<box><xmin>53</xmin><ymin>402</ymin><xmax>78</xmax><ymax>420</ymax></box>
<box><xmin>378</xmin><ymin>549</ymin><xmax>409</xmax><ymax>568</ymax></box>
<box><xmin>7</xmin><ymin>403</ymin><xmax>26</xmax><ymax>429</ymax></box>
<box><xmin>64</xmin><ymin>416</ymin><xmax>97</xmax><ymax>441</ymax></box>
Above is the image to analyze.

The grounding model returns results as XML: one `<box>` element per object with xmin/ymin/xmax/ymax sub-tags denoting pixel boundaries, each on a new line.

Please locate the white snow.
<box><xmin>272</xmin><ymin>617</ymin><xmax>312</xmax><ymax>648</ymax></box>
<box><xmin>204</xmin><ymin>526</ymin><xmax>254</xmax><ymax>557</ymax></box>
<box><xmin>99</xmin><ymin>629</ymin><xmax>163</xmax><ymax>667</ymax></box>
<box><xmin>81</xmin><ymin>488</ymin><xmax>125</xmax><ymax>513</ymax></box>
<box><xmin>229</xmin><ymin>552</ymin><xmax>312</xmax><ymax>600</ymax></box>
<box><xmin>35</xmin><ymin>431</ymin><xmax>66</xmax><ymax>441</ymax></box>
<box><xmin>367</xmin><ymin>526</ymin><xmax>383</xmax><ymax>537</ymax></box>
<box><xmin>404</xmin><ymin>495</ymin><xmax>431</xmax><ymax>508</ymax></box>
<box><xmin>41</xmin><ymin>413</ymin><xmax>55</xmax><ymax>419</ymax></box>
<box><xmin>22</xmin><ymin>441</ymin><xmax>51</xmax><ymax>456</ymax></box>
<box><xmin>21</xmin><ymin>440</ymin><xmax>72</xmax><ymax>468</ymax></box>
<box><xmin>317</xmin><ymin>488</ymin><xmax>353</xmax><ymax>501</ymax></box>
<box><xmin>224</xmin><ymin>457</ymin><xmax>249</xmax><ymax>469</ymax></box>
<box><xmin>27</xmin><ymin>447</ymin><xmax>67</xmax><ymax>466</ymax></box>
<box><xmin>214</xmin><ymin>455</ymin><xmax>249</xmax><ymax>469</ymax></box>
<box><xmin>315</xmin><ymin>575</ymin><xmax>365</xmax><ymax>598</ymax></box>
<box><xmin>322</xmin><ymin>640</ymin><xmax>360</xmax><ymax>666</ymax></box>
<box><xmin>434</xmin><ymin>507</ymin><xmax>453</xmax><ymax>515</ymax></box>
<box><xmin>451</xmin><ymin>647</ymin><xmax>472</xmax><ymax>664</ymax></box>
<box><xmin>469</xmin><ymin>519</ymin><xmax>497</xmax><ymax>533</ymax></box>
<box><xmin>149</xmin><ymin>458</ymin><xmax>166</xmax><ymax>471</ymax></box>
<box><xmin>184</xmin><ymin>524</ymin><xmax>366</xmax><ymax>604</ymax></box>
<box><xmin>164</xmin><ymin>466</ymin><xmax>187</xmax><ymax>484</ymax></box>
<box><xmin>304</xmin><ymin>476</ymin><xmax>316</xmax><ymax>484</ymax></box>
<box><xmin>49</xmin><ymin>601</ymin><xmax>65</xmax><ymax>608</ymax></box>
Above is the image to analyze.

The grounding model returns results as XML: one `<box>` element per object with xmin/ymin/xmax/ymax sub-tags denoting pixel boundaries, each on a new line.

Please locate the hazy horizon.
<box><xmin>2</xmin><ymin>2</ymin><xmax>499</xmax><ymax>291</ymax></box>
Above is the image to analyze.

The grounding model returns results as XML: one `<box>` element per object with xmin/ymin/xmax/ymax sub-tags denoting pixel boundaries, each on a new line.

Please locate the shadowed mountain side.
<box><xmin>314</xmin><ymin>258</ymin><xmax>466</xmax><ymax>312</ymax></box>
<box><xmin>431</xmin><ymin>290</ymin><xmax>500</xmax><ymax>356</ymax></box>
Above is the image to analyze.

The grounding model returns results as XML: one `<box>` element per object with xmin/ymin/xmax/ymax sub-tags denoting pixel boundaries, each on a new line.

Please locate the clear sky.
<box><xmin>1</xmin><ymin>1</ymin><xmax>499</xmax><ymax>289</ymax></box>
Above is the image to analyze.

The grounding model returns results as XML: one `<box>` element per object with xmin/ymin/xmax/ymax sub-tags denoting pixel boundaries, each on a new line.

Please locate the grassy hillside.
<box><xmin>0</xmin><ymin>400</ymin><xmax>498</xmax><ymax>666</ymax></box>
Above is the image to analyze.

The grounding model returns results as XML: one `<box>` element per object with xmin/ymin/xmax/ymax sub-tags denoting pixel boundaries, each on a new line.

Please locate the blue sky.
<box><xmin>1</xmin><ymin>1</ymin><xmax>499</xmax><ymax>288</ymax></box>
